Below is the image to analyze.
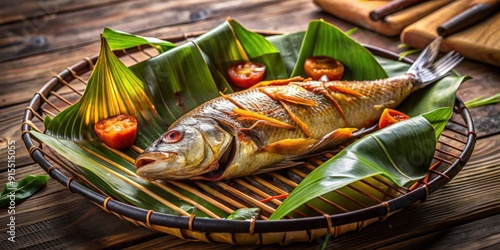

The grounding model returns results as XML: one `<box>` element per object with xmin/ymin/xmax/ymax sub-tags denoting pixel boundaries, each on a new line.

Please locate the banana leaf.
<box><xmin>227</xmin><ymin>19</ymin><xmax>288</xmax><ymax>80</ymax></box>
<box><xmin>226</xmin><ymin>208</ymin><xmax>261</xmax><ymax>220</ymax></box>
<box><xmin>269</xmin><ymin>108</ymin><xmax>452</xmax><ymax>219</ymax></box>
<box><xmin>129</xmin><ymin>19</ymin><xmax>291</xmax><ymax>124</ymax></box>
<box><xmin>44</xmin><ymin>35</ymin><xmax>165</xmax><ymax>147</ymax></box>
<box><xmin>267</xmin><ymin>32</ymin><xmax>306</xmax><ymax>76</ymax></box>
<box><xmin>33</xmin><ymin>19</ymin><xmax>468</xmax><ymax>220</ymax></box>
<box><xmin>291</xmin><ymin>20</ymin><xmax>387</xmax><ymax>80</ymax></box>
<box><xmin>103</xmin><ymin>27</ymin><xmax>176</xmax><ymax>53</ymax></box>
<box><xmin>129</xmin><ymin>42</ymin><xmax>225</xmax><ymax>124</ymax></box>
<box><xmin>39</xmin><ymin>33</ymin><xmax>231</xmax><ymax>217</ymax></box>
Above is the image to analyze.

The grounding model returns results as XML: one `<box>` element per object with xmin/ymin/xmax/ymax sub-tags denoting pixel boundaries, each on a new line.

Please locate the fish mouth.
<box><xmin>199</xmin><ymin>138</ymin><xmax>236</xmax><ymax>180</ymax></box>
<box><xmin>135</xmin><ymin>156</ymin><xmax>156</xmax><ymax>169</ymax></box>
<box><xmin>135</xmin><ymin>138</ymin><xmax>236</xmax><ymax>181</ymax></box>
<box><xmin>135</xmin><ymin>152</ymin><xmax>172</xmax><ymax>170</ymax></box>
<box><xmin>135</xmin><ymin>152</ymin><xmax>185</xmax><ymax>180</ymax></box>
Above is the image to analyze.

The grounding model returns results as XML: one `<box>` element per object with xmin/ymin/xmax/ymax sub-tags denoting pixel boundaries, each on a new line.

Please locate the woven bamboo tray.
<box><xmin>21</xmin><ymin>31</ymin><xmax>476</xmax><ymax>245</ymax></box>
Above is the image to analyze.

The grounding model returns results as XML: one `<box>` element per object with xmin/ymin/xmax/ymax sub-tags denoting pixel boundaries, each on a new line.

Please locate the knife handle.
<box><xmin>437</xmin><ymin>2</ymin><xmax>500</xmax><ymax>37</ymax></box>
<box><xmin>370</xmin><ymin>0</ymin><xmax>426</xmax><ymax>21</ymax></box>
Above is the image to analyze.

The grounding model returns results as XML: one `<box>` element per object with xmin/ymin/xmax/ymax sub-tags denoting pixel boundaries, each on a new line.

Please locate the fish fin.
<box><xmin>325</xmin><ymin>84</ymin><xmax>365</xmax><ymax>98</ymax></box>
<box><xmin>297</xmin><ymin>81</ymin><xmax>349</xmax><ymax>126</ymax></box>
<box><xmin>279</xmin><ymin>100</ymin><xmax>312</xmax><ymax>137</ymax></box>
<box><xmin>373</xmin><ymin>100</ymin><xmax>396</xmax><ymax>110</ymax></box>
<box><xmin>219</xmin><ymin>91</ymin><xmax>248</xmax><ymax>110</ymax></box>
<box><xmin>250</xmin><ymin>76</ymin><xmax>304</xmax><ymax>89</ymax></box>
<box><xmin>261</xmin><ymin>127</ymin><xmax>357</xmax><ymax>155</ymax></box>
<box><xmin>276</xmin><ymin>92</ymin><xmax>317</xmax><ymax>106</ymax></box>
<box><xmin>259</xmin><ymin>87</ymin><xmax>317</xmax><ymax>106</ymax></box>
<box><xmin>261</xmin><ymin>138</ymin><xmax>318</xmax><ymax>155</ymax></box>
<box><xmin>252</xmin><ymin>160</ymin><xmax>303</xmax><ymax>175</ymax></box>
<box><xmin>233</xmin><ymin>108</ymin><xmax>296</xmax><ymax>130</ymax></box>
<box><xmin>304</xmin><ymin>127</ymin><xmax>357</xmax><ymax>154</ymax></box>
<box><xmin>407</xmin><ymin>37</ymin><xmax>463</xmax><ymax>87</ymax></box>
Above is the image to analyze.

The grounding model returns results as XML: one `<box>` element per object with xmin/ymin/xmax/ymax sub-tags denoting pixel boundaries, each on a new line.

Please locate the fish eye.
<box><xmin>163</xmin><ymin>129</ymin><xmax>183</xmax><ymax>143</ymax></box>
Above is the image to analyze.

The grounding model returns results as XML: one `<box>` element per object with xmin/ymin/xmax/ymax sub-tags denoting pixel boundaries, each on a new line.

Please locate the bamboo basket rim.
<box><xmin>20</xmin><ymin>30</ymin><xmax>476</xmax><ymax>243</ymax></box>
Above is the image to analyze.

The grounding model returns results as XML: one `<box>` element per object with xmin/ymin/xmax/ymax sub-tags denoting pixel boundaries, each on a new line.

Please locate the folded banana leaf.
<box><xmin>269</xmin><ymin>108</ymin><xmax>451</xmax><ymax>219</ymax></box>
<box><xmin>103</xmin><ymin>27</ymin><xmax>176</xmax><ymax>53</ymax></box>
<box><xmin>34</xmin><ymin>19</ymin><xmax>468</xmax><ymax>219</ymax></box>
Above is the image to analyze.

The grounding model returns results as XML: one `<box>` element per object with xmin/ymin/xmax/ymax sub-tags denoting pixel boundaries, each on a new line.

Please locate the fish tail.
<box><xmin>407</xmin><ymin>37</ymin><xmax>463</xmax><ymax>90</ymax></box>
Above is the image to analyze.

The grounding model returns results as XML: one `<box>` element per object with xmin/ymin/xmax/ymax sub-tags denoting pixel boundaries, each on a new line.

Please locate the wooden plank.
<box><xmin>401</xmin><ymin>0</ymin><xmax>500</xmax><ymax>67</ymax></box>
<box><xmin>378</xmin><ymin>214</ymin><xmax>500</xmax><ymax>249</ymax></box>
<box><xmin>455</xmin><ymin>60</ymin><xmax>500</xmax><ymax>138</ymax></box>
<box><xmin>313</xmin><ymin>0</ymin><xmax>453</xmax><ymax>36</ymax></box>
<box><xmin>0</xmin><ymin>0</ymin><xmax>282</xmax><ymax>62</ymax></box>
<box><xmin>0</xmin><ymin>0</ymin><xmax>123</xmax><ymax>25</ymax></box>
<box><xmin>0</xmin><ymin>103</ymin><xmax>40</xmax><ymax>171</ymax></box>
<box><xmin>0</xmin><ymin>0</ymin><xmax>323</xmax><ymax>108</ymax></box>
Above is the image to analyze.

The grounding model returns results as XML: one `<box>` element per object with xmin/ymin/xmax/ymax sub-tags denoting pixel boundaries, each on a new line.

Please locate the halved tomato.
<box><xmin>227</xmin><ymin>62</ymin><xmax>266</xmax><ymax>88</ymax></box>
<box><xmin>304</xmin><ymin>55</ymin><xmax>344</xmax><ymax>81</ymax></box>
<box><xmin>378</xmin><ymin>108</ymin><xmax>410</xmax><ymax>129</ymax></box>
<box><xmin>94</xmin><ymin>114</ymin><xmax>138</xmax><ymax>149</ymax></box>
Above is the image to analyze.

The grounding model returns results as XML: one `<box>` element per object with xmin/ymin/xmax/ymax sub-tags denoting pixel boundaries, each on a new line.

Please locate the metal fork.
<box><xmin>419</xmin><ymin>51</ymin><xmax>464</xmax><ymax>83</ymax></box>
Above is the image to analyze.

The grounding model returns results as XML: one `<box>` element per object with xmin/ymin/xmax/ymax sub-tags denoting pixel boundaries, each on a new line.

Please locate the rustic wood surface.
<box><xmin>0</xmin><ymin>0</ymin><xmax>499</xmax><ymax>249</ymax></box>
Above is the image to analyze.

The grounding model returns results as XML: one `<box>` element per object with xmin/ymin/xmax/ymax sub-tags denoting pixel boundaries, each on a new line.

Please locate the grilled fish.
<box><xmin>135</xmin><ymin>38</ymin><xmax>463</xmax><ymax>180</ymax></box>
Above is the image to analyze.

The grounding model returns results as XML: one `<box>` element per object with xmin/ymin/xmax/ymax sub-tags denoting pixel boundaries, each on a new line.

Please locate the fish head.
<box><xmin>135</xmin><ymin>117</ymin><xmax>234</xmax><ymax>180</ymax></box>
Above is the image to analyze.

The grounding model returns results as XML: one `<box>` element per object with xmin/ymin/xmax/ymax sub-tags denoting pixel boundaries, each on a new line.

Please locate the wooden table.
<box><xmin>1</xmin><ymin>1</ymin><xmax>499</xmax><ymax>249</ymax></box>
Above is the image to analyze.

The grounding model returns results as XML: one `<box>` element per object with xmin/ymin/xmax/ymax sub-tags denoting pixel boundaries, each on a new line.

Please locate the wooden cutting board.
<box><xmin>401</xmin><ymin>0</ymin><xmax>500</xmax><ymax>67</ymax></box>
<box><xmin>313</xmin><ymin>0</ymin><xmax>453</xmax><ymax>36</ymax></box>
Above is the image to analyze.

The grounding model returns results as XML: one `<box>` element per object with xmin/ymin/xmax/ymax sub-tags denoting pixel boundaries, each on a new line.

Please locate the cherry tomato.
<box><xmin>304</xmin><ymin>56</ymin><xmax>344</xmax><ymax>81</ymax></box>
<box><xmin>378</xmin><ymin>108</ymin><xmax>410</xmax><ymax>129</ymax></box>
<box><xmin>94</xmin><ymin>114</ymin><xmax>138</xmax><ymax>149</ymax></box>
<box><xmin>227</xmin><ymin>62</ymin><xmax>266</xmax><ymax>88</ymax></box>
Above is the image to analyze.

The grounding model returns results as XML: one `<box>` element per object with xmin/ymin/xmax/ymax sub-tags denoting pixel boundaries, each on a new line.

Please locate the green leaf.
<box><xmin>44</xmin><ymin>35</ymin><xmax>165</xmax><ymax>147</ymax></box>
<box><xmin>129</xmin><ymin>19</ymin><xmax>294</xmax><ymax>124</ymax></box>
<box><xmin>267</xmin><ymin>31</ymin><xmax>306</xmax><ymax>76</ymax></box>
<box><xmin>0</xmin><ymin>175</ymin><xmax>48</xmax><ymax>207</ymax></box>
<box><xmin>291</xmin><ymin>20</ymin><xmax>387</xmax><ymax>80</ymax></box>
<box><xmin>103</xmin><ymin>27</ymin><xmax>176</xmax><ymax>53</ymax></box>
<box><xmin>129</xmin><ymin>42</ymin><xmax>225</xmax><ymax>124</ymax></box>
<box><xmin>344</xmin><ymin>27</ymin><xmax>358</xmax><ymax>36</ymax></box>
<box><xmin>398</xmin><ymin>49</ymin><xmax>421</xmax><ymax>61</ymax></box>
<box><xmin>375</xmin><ymin>56</ymin><xmax>410</xmax><ymax>77</ymax></box>
<box><xmin>421</xmin><ymin>107</ymin><xmax>453</xmax><ymax>139</ymax></box>
<box><xmin>465</xmin><ymin>93</ymin><xmax>500</xmax><ymax>108</ymax></box>
<box><xmin>194</xmin><ymin>21</ymin><xmax>250</xmax><ymax>73</ymax></box>
<box><xmin>228</xmin><ymin>19</ymin><xmax>288</xmax><ymax>80</ymax></box>
<box><xmin>269</xmin><ymin>109</ymin><xmax>451</xmax><ymax>219</ymax></box>
<box><xmin>226</xmin><ymin>208</ymin><xmax>261</xmax><ymax>220</ymax></box>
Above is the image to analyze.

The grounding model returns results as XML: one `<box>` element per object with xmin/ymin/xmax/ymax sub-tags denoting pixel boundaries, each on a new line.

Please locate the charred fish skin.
<box><xmin>135</xmin><ymin>37</ymin><xmax>463</xmax><ymax>181</ymax></box>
